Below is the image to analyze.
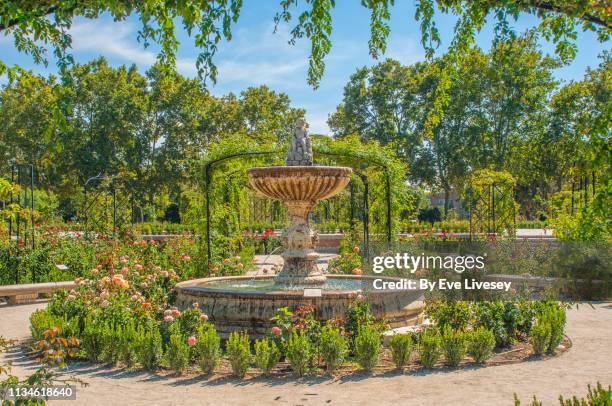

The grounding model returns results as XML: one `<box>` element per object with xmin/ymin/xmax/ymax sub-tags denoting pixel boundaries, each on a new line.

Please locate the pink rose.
<box><xmin>271</xmin><ymin>326</ymin><xmax>282</xmax><ymax>336</ymax></box>
<box><xmin>200</xmin><ymin>314</ymin><xmax>209</xmax><ymax>322</ymax></box>
<box><xmin>135</xmin><ymin>264</ymin><xmax>143</xmax><ymax>271</ymax></box>
<box><xmin>187</xmin><ymin>336</ymin><xmax>197</xmax><ymax>347</ymax></box>
<box><xmin>120</xmin><ymin>256</ymin><xmax>128</xmax><ymax>265</ymax></box>
<box><xmin>164</xmin><ymin>315</ymin><xmax>174</xmax><ymax>323</ymax></box>
<box><xmin>164</xmin><ymin>309</ymin><xmax>173</xmax><ymax>316</ymax></box>
<box><xmin>172</xmin><ymin>309</ymin><xmax>181</xmax><ymax>318</ymax></box>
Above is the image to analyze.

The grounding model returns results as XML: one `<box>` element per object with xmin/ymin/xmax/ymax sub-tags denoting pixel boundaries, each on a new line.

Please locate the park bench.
<box><xmin>0</xmin><ymin>281</ymin><xmax>77</xmax><ymax>305</ymax></box>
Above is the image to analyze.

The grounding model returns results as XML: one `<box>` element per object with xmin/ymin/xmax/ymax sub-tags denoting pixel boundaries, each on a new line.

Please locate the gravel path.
<box><xmin>1</xmin><ymin>302</ymin><xmax>610</xmax><ymax>406</ymax></box>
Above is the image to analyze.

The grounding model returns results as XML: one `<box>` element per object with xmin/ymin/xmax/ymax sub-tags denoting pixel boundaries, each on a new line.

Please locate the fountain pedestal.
<box><xmin>247</xmin><ymin>166</ymin><xmax>352</xmax><ymax>287</ymax></box>
<box><xmin>275</xmin><ymin>201</ymin><xmax>325</xmax><ymax>286</ymax></box>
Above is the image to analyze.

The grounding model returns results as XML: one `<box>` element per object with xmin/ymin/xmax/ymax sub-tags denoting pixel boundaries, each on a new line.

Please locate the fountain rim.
<box><xmin>175</xmin><ymin>274</ymin><xmax>421</xmax><ymax>299</ymax></box>
<box><xmin>247</xmin><ymin>165</ymin><xmax>353</xmax><ymax>176</ymax></box>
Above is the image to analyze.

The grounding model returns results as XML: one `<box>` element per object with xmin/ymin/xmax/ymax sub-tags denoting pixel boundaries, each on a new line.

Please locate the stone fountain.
<box><xmin>175</xmin><ymin>119</ymin><xmax>424</xmax><ymax>337</ymax></box>
<box><xmin>247</xmin><ymin>118</ymin><xmax>352</xmax><ymax>287</ymax></box>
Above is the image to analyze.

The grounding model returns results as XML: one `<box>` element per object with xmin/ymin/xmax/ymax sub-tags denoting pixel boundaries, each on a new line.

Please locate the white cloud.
<box><xmin>67</xmin><ymin>20</ymin><xmax>196</xmax><ymax>76</ymax></box>
<box><xmin>211</xmin><ymin>22</ymin><xmax>309</xmax><ymax>88</ymax></box>
<box><xmin>215</xmin><ymin>59</ymin><xmax>306</xmax><ymax>87</ymax></box>
<box><xmin>306</xmin><ymin>111</ymin><xmax>330</xmax><ymax>135</ymax></box>
<box><xmin>384</xmin><ymin>37</ymin><xmax>425</xmax><ymax>65</ymax></box>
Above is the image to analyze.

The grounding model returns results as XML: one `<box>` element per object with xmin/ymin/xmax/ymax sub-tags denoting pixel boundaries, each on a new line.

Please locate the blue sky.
<box><xmin>0</xmin><ymin>2</ymin><xmax>609</xmax><ymax>134</ymax></box>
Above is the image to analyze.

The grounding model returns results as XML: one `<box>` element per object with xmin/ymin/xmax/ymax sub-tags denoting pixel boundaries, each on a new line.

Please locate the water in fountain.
<box><xmin>200</xmin><ymin>277</ymin><xmax>363</xmax><ymax>292</ymax></box>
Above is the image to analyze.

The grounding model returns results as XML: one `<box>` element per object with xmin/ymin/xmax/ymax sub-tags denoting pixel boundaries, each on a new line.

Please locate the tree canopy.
<box><xmin>0</xmin><ymin>1</ymin><xmax>610</xmax><ymax>86</ymax></box>
<box><xmin>329</xmin><ymin>37</ymin><xmax>609</xmax><ymax>226</ymax></box>
<box><xmin>0</xmin><ymin>58</ymin><xmax>305</xmax><ymax>220</ymax></box>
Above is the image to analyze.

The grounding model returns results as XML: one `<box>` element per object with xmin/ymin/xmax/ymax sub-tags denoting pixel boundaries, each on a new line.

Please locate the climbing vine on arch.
<box><xmin>312</xmin><ymin>135</ymin><xmax>416</xmax><ymax>240</ymax></box>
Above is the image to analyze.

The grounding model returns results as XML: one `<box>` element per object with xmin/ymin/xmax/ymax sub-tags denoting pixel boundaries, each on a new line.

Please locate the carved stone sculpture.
<box><xmin>286</xmin><ymin>117</ymin><xmax>313</xmax><ymax>166</ymax></box>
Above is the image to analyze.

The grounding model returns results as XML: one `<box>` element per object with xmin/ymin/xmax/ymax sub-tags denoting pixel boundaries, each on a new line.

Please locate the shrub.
<box><xmin>136</xmin><ymin>322</ymin><xmax>163</xmax><ymax>371</ymax></box>
<box><xmin>426</xmin><ymin>300</ymin><xmax>471</xmax><ymax>331</ymax></box>
<box><xmin>100</xmin><ymin>322</ymin><xmax>122</xmax><ymax>365</ymax></box>
<box><xmin>33</xmin><ymin>326</ymin><xmax>79</xmax><ymax>368</ymax></box>
<box><xmin>165</xmin><ymin>325</ymin><xmax>189</xmax><ymax>374</ymax></box>
<box><xmin>226</xmin><ymin>331</ymin><xmax>251</xmax><ymax>378</ymax></box>
<box><xmin>418</xmin><ymin>330</ymin><xmax>442</xmax><ymax>369</ymax></box>
<box><xmin>474</xmin><ymin>301</ymin><xmax>527</xmax><ymax>347</ymax></box>
<box><xmin>529</xmin><ymin>304</ymin><xmax>566</xmax><ymax>355</ymax></box>
<box><xmin>390</xmin><ymin>334</ymin><xmax>413</xmax><ymax>369</ymax></box>
<box><xmin>558</xmin><ymin>382</ymin><xmax>611</xmax><ymax>406</ymax></box>
<box><xmin>354</xmin><ymin>325</ymin><xmax>381</xmax><ymax>371</ymax></box>
<box><xmin>195</xmin><ymin>325</ymin><xmax>221</xmax><ymax>374</ymax></box>
<box><xmin>254</xmin><ymin>338</ymin><xmax>281</xmax><ymax>376</ymax></box>
<box><xmin>319</xmin><ymin>323</ymin><xmax>348</xmax><ymax>374</ymax></box>
<box><xmin>467</xmin><ymin>327</ymin><xmax>495</xmax><ymax>363</ymax></box>
<box><xmin>344</xmin><ymin>300</ymin><xmax>373</xmax><ymax>350</ymax></box>
<box><xmin>513</xmin><ymin>382</ymin><xmax>611</xmax><ymax>406</ymax></box>
<box><xmin>441</xmin><ymin>325</ymin><xmax>467</xmax><ymax>367</ymax></box>
<box><xmin>178</xmin><ymin>308</ymin><xmax>203</xmax><ymax>336</ymax></box>
<box><xmin>81</xmin><ymin>317</ymin><xmax>103</xmax><ymax>363</ymax></box>
<box><xmin>546</xmin><ymin>305</ymin><xmax>566</xmax><ymax>353</ymax></box>
<box><xmin>286</xmin><ymin>331</ymin><xmax>312</xmax><ymax>376</ymax></box>
<box><xmin>29</xmin><ymin>310</ymin><xmax>75</xmax><ymax>342</ymax></box>
<box><xmin>118</xmin><ymin>321</ymin><xmax>138</xmax><ymax>368</ymax></box>
<box><xmin>30</xmin><ymin>309</ymin><xmax>55</xmax><ymax>341</ymax></box>
<box><xmin>327</xmin><ymin>250</ymin><xmax>361</xmax><ymax>275</ymax></box>
<box><xmin>530</xmin><ymin>319</ymin><xmax>551</xmax><ymax>356</ymax></box>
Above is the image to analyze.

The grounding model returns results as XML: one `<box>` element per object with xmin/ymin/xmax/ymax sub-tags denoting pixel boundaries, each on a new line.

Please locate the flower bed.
<box><xmin>24</xmin><ymin>258</ymin><xmax>570</xmax><ymax>380</ymax></box>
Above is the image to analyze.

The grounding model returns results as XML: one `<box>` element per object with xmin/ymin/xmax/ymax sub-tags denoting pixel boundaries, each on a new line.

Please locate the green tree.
<box><xmin>329</xmin><ymin>59</ymin><xmax>428</xmax><ymax>156</ymax></box>
<box><xmin>0</xmin><ymin>72</ymin><xmax>60</xmax><ymax>188</ymax></box>
<box><xmin>549</xmin><ymin>52</ymin><xmax>611</xmax><ymax>240</ymax></box>
<box><xmin>237</xmin><ymin>86</ymin><xmax>305</xmax><ymax>143</ymax></box>
<box><xmin>1</xmin><ymin>1</ymin><xmax>608</xmax><ymax>86</ymax></box>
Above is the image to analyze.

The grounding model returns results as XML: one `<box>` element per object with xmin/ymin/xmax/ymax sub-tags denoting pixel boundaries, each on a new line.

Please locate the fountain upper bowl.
<box><xmin>247</xmin><ymin>166</ymin><xmax>352</xmax><ymax>202</ymax></box>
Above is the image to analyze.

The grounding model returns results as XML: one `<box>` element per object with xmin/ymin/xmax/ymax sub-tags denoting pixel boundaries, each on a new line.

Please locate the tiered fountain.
<box><xmin>175</xmin><ymin>119</ymin><xmax>424</xmax><ymax>337</ymax></box>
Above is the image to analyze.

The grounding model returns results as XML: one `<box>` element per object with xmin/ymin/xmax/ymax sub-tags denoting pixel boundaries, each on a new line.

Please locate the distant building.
<box><xmin>429</xmin><ymin>189</ymin><xmax>468</xmax><ymax>218</ymax></box>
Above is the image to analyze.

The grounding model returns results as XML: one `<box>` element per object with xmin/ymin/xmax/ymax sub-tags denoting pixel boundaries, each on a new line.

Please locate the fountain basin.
<box><xmin>175</xmin><ymin>275</ymin><xmax>425</xmax><ymax>337</ymax></box>
<box><xmin>247</xmin><ymin>166</ymin><xmax>353</xmax><ymax>286</ymax></box>
<box><xmin>247</xmin><ymin>166</ymin><xmax>352</xmax><ymax>202</ymax></box>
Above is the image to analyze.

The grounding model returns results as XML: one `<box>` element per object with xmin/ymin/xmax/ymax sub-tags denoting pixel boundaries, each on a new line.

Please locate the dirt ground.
<box><xmin>1</xmin><ymin>301</ymin><xmax>610</xmax><ymax>406</ymax></box>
